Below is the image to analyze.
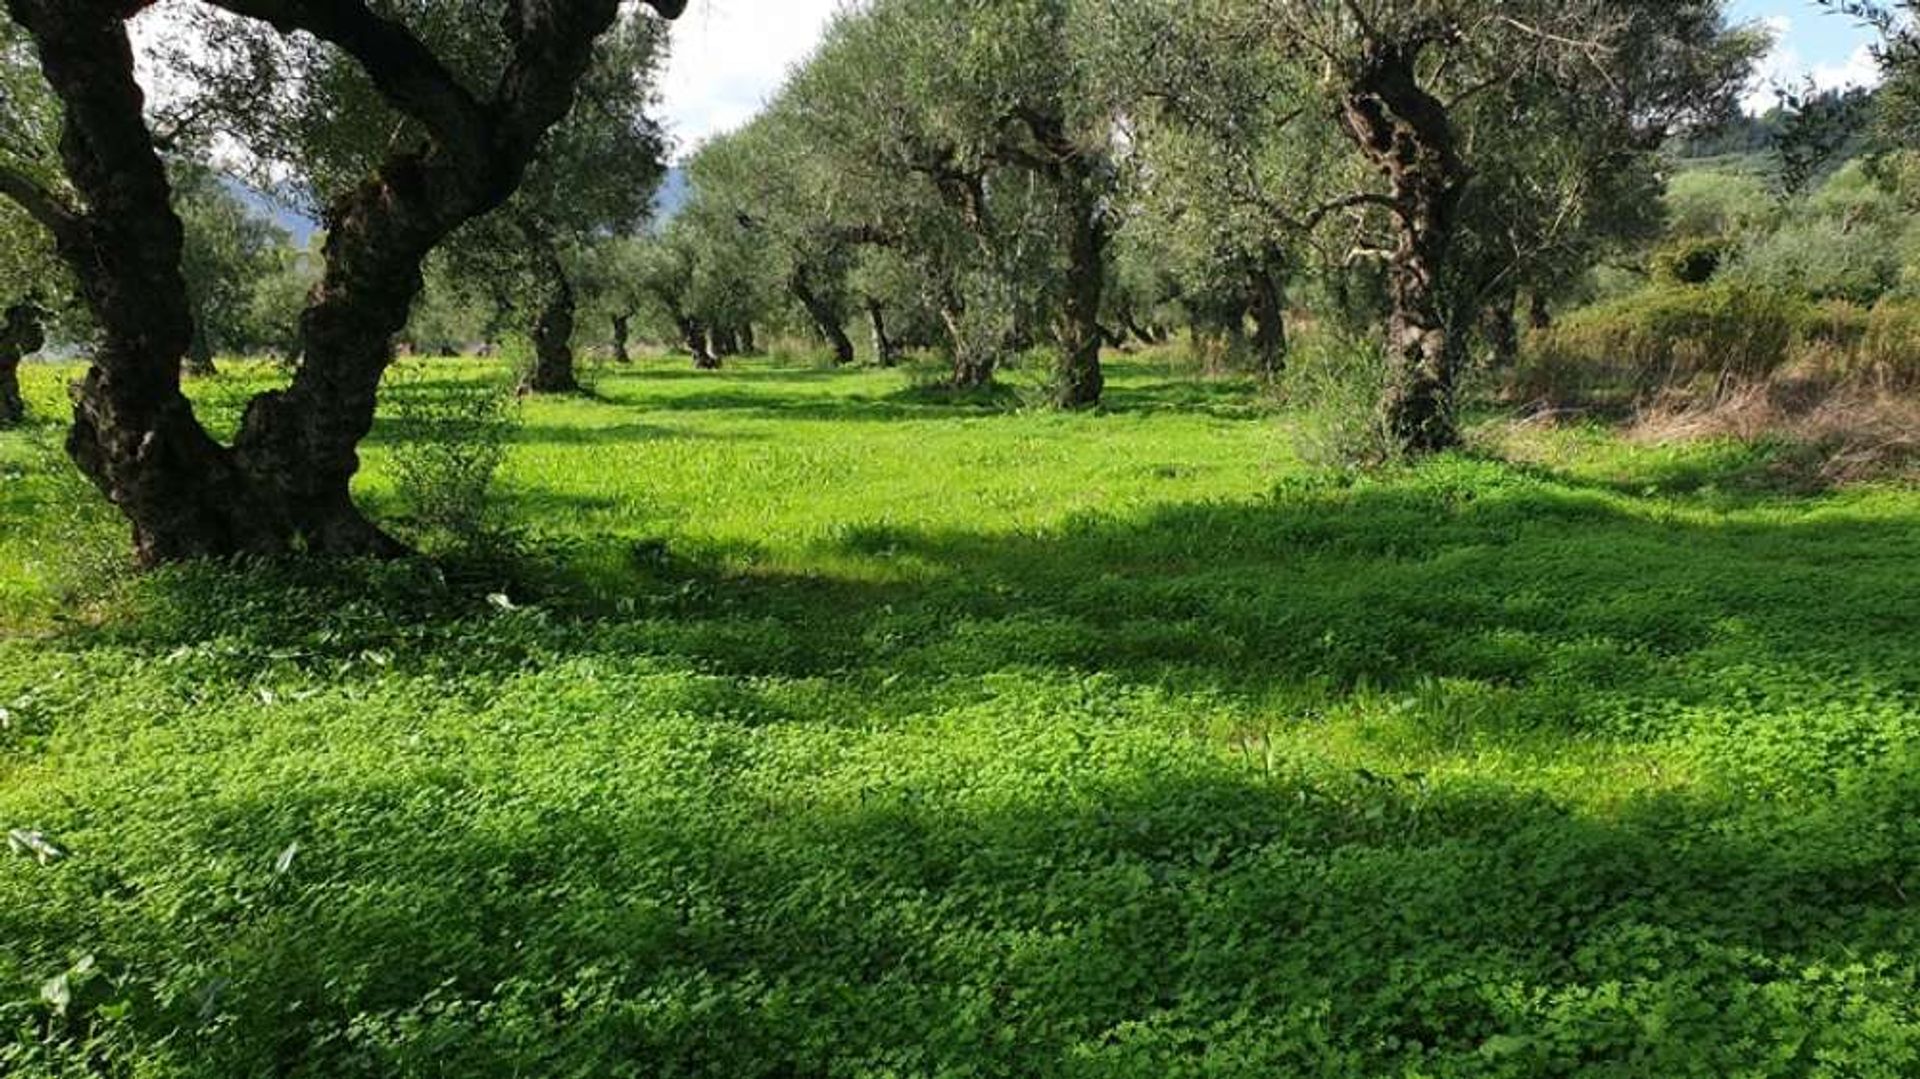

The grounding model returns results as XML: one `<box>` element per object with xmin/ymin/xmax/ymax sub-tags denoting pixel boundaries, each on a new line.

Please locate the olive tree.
<box><xmin>0</xmin><ymin>0</ymin><xmax>685</xmax><ymax>564</ymax></box>
<box><xmin>783</xmin><ymin>0</ymin><xmax>1124</xmax><ymax>405</ymax></box>
<box><xmin>1133</xmin><ymin>0</ymin><xmax>1756</xmax><ymax>452</ymax></box>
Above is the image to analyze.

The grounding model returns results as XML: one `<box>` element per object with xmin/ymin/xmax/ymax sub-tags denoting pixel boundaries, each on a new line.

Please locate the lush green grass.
<box><xmin>2</xmin><ymin>354</ymin><xmax>1918</xmax><ymax>1076</ymax></box>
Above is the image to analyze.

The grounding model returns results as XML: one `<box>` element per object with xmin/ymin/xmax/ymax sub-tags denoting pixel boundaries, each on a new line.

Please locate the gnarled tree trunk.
<box><xmin>0</xmin><ymin>303</ymin><xmax>45</xmax><ymax>428</ymax></box>
<box><xmin>1053</xmin><ymin>195</ymin><xmax>1107</xmax><ymax>409</ymax></box>
<box><xmin>1481</xmin><ymin>293</ymin><xmax>1519</xmax><ymax>370</ymax></box>
<box><xmin>521</xmin><ymin>233</ymin><xmax>580</xmax><ymax>394</ymax></box>
<box><xmin>1</xmin><ymin>0</ymin><xmax>673</xmax><ymax>565</ymax></box>
<box><xmin>867</xmin><ymin>298</ymin><xmax>900</xmax><ymax>366</ymax></box>
<box><xmin>12</xmin><ymin>2</ymin><xmax>286</xmax><ymax>563</ymax></box>
<box><xmin>792</xmin><ymin>270</ymin><xmax>854</xmax><ymax>365</ymax></box>
<box><xmin>938</xmin><ymin>303</ymin><xmax>996</xmax><ymax>390</ymax></box>
<box><xmin>672</xmin><ymin>309</ymin><xmax>718</xmax><ymax>369</ymax></box>
<box><xmin>185</xmin><ymin>315</ymin><xmax>218</xmax><ymax>377</ymax></box>
<box><xmin>1339</xmin><ymin>42</ymin><xmax>1469</xmax><ymax>455</ymax></box>
<box><xmin>1120</xmin><ymin>307</ymin><xmax>1164</xmax><ymax>347</ymax></box>
<box><xmin>1248</xmin><ymin>256</ymin><xmax>1288</xmax><ymax>381</ymax></box>
<box><xmin>611</xmin><ymin>312</ymin><xmax>632</xmax><ymax>362</ymax></box>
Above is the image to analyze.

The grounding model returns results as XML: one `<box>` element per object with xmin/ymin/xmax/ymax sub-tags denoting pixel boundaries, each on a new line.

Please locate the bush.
<box><xmin>1280</xmin><ymin>332</ymin><xmax>1395</xmax><ymax>469</ymax></box>
<box><xmin>382</xmin><ymin>362</ymin><xmax>520</xmax><ymax>555</ymax></box>
<box><xmin>1728</xmin><ymin>216</ymin><xmax>1904</xmax><ymax>305</ymax></box>
<box><xmin>1650</xmin><ymin>236</ymin><xmax>1733</xmax><ymax>285</ymax></box>
<box><xmin>1855</xmin><ymin>300</ymin><xmax>1920</xmax><ymax>388</ymax></box>
<box><xmin>1513</xmin><ymin>282</ymin><xmax>1811</xmax><ymax>404</ymax></box>
<box><xmin>10</xmin><ymin>427</ymin><xmax>134</xmax><ymax>615</ymax></box>
<box><xmin>1662</xmin><ymin>168</ymin><xmax>1778</xmax><ymax>239</ymax></box>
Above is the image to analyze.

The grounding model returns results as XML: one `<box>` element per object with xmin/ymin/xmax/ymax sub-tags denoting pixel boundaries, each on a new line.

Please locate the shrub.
<box><xmin>1650</xmin><ymin>236</ymin><xmax>1733</xmax><ymax>285</ymax></box>
<box><xmin>1662</xmin><ymin>168</ymin><xmax>1778</xmax><ymax>238</ymax></box>
<box><xmin>1728</xmin><ymin>216</ymin><xmax>1904</xmax><ymax>305</ymax></box>
<box><xmin>382</xmin><ymin>362</ymin><xmax>520</xmax><ymax>555</ymax></box>
<box><xmin>1512</xmin><ymin>282</ymin><xmax>1811</xmax><ymax>404</ymax></box>
<box><xmin>1280</xmin><ymin>332</ymin><xmax>1396</xmax><ymax>469</ymax></box>
<box><xmin>1856</xmin><ymin>299</ymin><xmax>1920</xmax><ymax>388</ymax></box>
<box><xmin>11</xmin><ymin>427</ymin><xmax>134</xmax><ymax>615</ymax></box>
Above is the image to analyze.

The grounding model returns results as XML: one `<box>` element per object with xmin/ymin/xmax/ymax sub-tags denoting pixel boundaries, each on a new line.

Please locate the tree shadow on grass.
<box><xmin>91</xmin><ymin>454</ymin><xmax>1920</xmax><ymax>742</ymax></box>
<box><xmin>1100</xmin><ymin>376</ymin><xmax>1275</xmax><ymax>419</ymax></box>
<box><xmin>13</xmin><ymin>722</ymin><xmax>1916</xmax><ymax>1076</ymax></box>
<box><xmin>628</xmin><ymin>381</ymin><xmax>1021</xmax><ymax>424</ymax></box>
<box><xmin>10</xmin><ymin>455</ymin><xmax>1920</xmax><ymax>1074</ymax></box>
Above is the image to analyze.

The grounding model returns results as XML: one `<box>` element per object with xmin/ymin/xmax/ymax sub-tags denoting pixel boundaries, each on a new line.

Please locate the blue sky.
<box><xmin>1729</xmin><ymin>0</ymin><xmax>1886</xmax><ymax>109</ymax></box>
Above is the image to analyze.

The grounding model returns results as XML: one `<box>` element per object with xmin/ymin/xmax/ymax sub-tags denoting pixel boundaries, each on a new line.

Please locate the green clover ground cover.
<box><xmin>1</xmin><ymin>356</ymin><xmax>1917</xmax><ymax>1076</ymax></box>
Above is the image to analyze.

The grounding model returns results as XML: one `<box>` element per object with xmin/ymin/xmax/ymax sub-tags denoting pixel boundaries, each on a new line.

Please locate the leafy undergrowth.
<box><xmin>2</xmin><ymin>356</ymin><xmax>1918</xmax><ymax>1076</ymax></box>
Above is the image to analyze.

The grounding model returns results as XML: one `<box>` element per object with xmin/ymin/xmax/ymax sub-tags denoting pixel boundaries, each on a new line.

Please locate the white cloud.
<box><xmin>1742</xmin><ymin>15</ymin><xmax>1883</xmax><ymax>113</ymax></box>
<box><xmin>658</xmin><ymin>0</ymin><xmax>844</xmax><ymax>156</ymax></box>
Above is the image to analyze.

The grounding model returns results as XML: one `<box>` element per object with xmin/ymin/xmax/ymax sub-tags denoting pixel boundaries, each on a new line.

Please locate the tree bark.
<box><xmin>739</xmin><ymin>322</ymin><xmax>757</xmax><ymax>355</ymax></box>
<box><xmin>0</xmin><ymin>303</ymin><xmax>44</xmax><ymax>428</ymax></box>
<box><xmin>1120</xmin><ymin>308</ymin><xmax>1164</xmax><ymax>347</ymax></box>
<box><xmin>1248</xmin><ymin>257</ymin><xmax>1288</xmax><ymax>381</ymax></box>
<box><xmin>673</xmin><ymin>310</ymin><xmax>718</xmax><ymax>369</ymax></box>
<box><xmin>710</xmin><ymin>324</ymin><xmax>739</xmax><ymax>358</ymax></box>
<box><xmin>937</xmin><ymin>303</ymin><xmax>996</xmax><ymax>389</ymax></box>
<box><xmin>521</xmin><ymin>233</ymin><xmax>579</xmax><ymax>394</ymax></box>
<box><xmin>867</xmin><ymin>298</ymin><xmax>900</xmax><ymax>366</ymax></box>
<box><xmin>1051</xmin><ymin>180</ymin><xmax>1107</xmax><ymax>409</ymax></box>
<box><xmin>1339</xmin><ymin>42</ymin><xmax>1469</xmax><ymax>455</ymax></box>
<box><xmin>9</xmin><ymin>1</ymin><xmax>287</xmax><ymax>564</ymax></box>
<box><xmin>792</xmin><ymin>271</ymin><xmax>855</xmax><ymax>365</ymax></box>
<box><xmin>1481</xmin><ymin>293</ymin><xmax>1519</xmax><ymax>370</ymax></box>
<box><xmin>186</xmin><ymin>315</ymin><xmax>219</xmax><ymax>377</ymax></box>
<box><xmin>611</xmin><ymin>312</ymin><xmax>632</xmax><ymax>363</ymax></box>
<box><xmin>1526</xmin><ymin>291</ymin><xmax>1552</xmax><ymax>331</ymax></box>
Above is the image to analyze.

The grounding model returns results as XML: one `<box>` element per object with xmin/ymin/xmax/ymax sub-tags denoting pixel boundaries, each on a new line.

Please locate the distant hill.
<box><xmin>652</xmin><ymin>166</ymin><xmax>689</xmax><ymax>223</ymax></box>
<box><xmin>222</xmin><ymin>177</ymin><xmax>321</xmax><ymax>249</ymax></box>
<box><xmin>219</xmin><ymin>166</ymin><xmax>685</xmax><ymax>246</ymax></box>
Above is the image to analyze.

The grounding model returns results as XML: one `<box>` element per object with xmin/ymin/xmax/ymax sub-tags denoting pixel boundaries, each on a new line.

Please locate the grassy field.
<box><xmin>2</xmin><ymin>354</ymin><xmax>1918</xmax><ymax>1076</ymax></box>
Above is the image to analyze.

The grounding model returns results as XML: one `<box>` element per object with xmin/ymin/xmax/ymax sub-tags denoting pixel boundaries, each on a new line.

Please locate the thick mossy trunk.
<box><xmin>793</xmin><ymin>272</ymin><xmax>854</xmax><ymax>365</ymax></box>
<box><xmin>522</xmin><ymin>241</ymin><xmax>580</xmax><ymax>394</ymax></box>
<box><xmin>1340</xmin><ymin>43</ymin><xmax>1468</xmax><ymax>455</ymax></box>
<box><xmin>0</xmin><ymin>303</ymin><xmax>41</xmax><ymax>427</ymax></box>
<box><xmin>7</xmin><ymin>0</ymin><xmax>641</xmax><ymax>565</ymax></box>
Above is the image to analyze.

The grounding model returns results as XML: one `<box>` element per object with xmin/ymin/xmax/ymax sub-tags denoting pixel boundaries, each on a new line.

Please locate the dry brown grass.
<box><xmin>1623</xmin><ymin>378</ymin><xmax>1920</xmax><ymax>487</ymax></box>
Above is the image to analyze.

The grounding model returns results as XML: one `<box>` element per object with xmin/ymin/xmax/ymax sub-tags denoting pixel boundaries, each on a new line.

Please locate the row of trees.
<box><xmin>644</xmin><ymin>0</ymin><xmax>1761</xmax><ymax>453</ymax></box>
<box><xmin>1</xmin><ymin>1</ymin><xmax>1915</xmax><ymax>565</ymax></box>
